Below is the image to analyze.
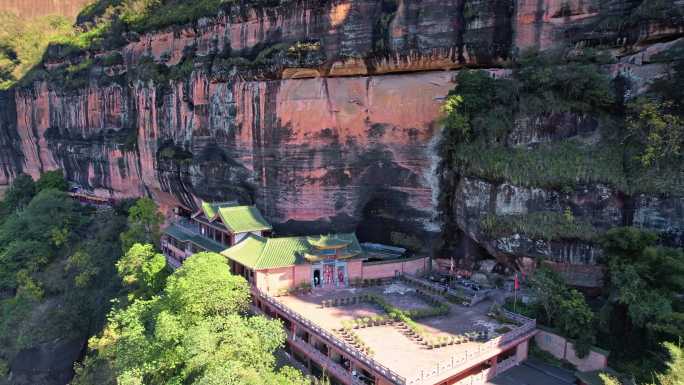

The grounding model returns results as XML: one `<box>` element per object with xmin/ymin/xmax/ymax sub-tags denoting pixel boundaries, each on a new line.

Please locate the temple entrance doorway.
<box><xmin>313</xmin><ymin>269</ymin><xmax>321</xmax><ymax>288</ymax></box>
<box><xmin>312</xmin><ymin>261</ymin><xmax>347</xmax><ymax>288</ymax></box>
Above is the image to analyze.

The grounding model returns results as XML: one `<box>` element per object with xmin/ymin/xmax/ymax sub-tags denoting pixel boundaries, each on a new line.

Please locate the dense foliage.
<box><xmin>120</xmin><ymin>197</ymin><xmax>164</xmax><ymax>252</ymax></box>
<box><xmin>0</xmin><ymin>171</ymin><xmax>304</xmax><ymax>384</ymax></box>
<box><xmin>440</xmin><ymin>50</ymin><xmax>625</xmax><ymax>211</ymax></box>
<box><xmin>73</xmin><ymin>252</ymin><xmax>307</xmax><ymax>385</ymax></box>
<box><xmin>595</xmin><ymin>228</ymin><xmax>684</xmax><ymax>381</ymax></box>
<box><xmin>481</xmin><ymin>211</ymin><xmax>598</xmax><ymax>242</ymax></box>
<box><xmin>0</xmin><ymin>171</ymin><xmax>127</xmax><ymax>380</ymax></box>
<box><xmin>441</xmin><ymin>47</ymin><xmax>684</xmax><ymax>246</ymax></box>
<box><xmin>650</xmin><ymin>342</ymin><xmax>684</xmax><ymax>385</ymax></box>
<box><xmin>516</xmin><ymin>267</ymin><xmax>595</xmax><ymax>357</ymax></box>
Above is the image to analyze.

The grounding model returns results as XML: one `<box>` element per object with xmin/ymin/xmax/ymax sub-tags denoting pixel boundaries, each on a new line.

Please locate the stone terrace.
<box><xmin>276</xmin><ymin>283</ymin><xmax>526</xmax><ymax>383</ymax></box>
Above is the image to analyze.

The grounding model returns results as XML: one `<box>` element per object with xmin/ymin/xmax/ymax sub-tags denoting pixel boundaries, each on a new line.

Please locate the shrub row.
<box><xmin>338</xmin><ymin>327</ymin><xmax>374</xmax><ymax>356</ymax></box>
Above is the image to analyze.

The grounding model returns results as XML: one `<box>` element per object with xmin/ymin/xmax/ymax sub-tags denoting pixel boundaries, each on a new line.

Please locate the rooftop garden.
<box><xmin>294</xmin><ymin>277</ymin><xmax>531</xmax><ymax>355</ymax></box>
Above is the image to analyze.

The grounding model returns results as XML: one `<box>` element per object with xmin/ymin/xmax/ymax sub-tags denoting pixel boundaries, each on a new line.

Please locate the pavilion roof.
<box><xmin>221</xmin><ymin>233</ymin><xmax>362</xmax><ymax>270</ymax></box>
<box><xmin>199</xmin><ymin>201</ymin><xmax>272</xmax><ymax>233</ymax></box>
<box><xmin>306</xmin><ymin>234</ymin><xmax>354</xmax><ymax>249</ymax></box>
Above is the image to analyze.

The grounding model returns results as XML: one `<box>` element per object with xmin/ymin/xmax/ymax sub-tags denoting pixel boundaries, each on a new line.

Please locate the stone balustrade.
<box><xmin>255</xmin><ymin>280</ymin><xmax>536</xmax><ymax>385</ymax></box>
<box><xmin>255</xmin><ymin>289</ymin><xmax>407</xmax><ymax>385</ymax></box>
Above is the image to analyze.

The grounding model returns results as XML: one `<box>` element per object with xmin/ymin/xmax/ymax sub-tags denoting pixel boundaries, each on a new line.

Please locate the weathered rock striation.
<box><xmin>0</xmin><ymin>0</ymin><xmax>683</xmax><ymax>273</ymax></box>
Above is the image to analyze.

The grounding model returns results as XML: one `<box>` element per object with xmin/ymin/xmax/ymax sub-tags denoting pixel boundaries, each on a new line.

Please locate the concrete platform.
<box><xmin>276</xmin><ymin>284</ymin><xmax>527</xmax><ymax>382</ymax></box>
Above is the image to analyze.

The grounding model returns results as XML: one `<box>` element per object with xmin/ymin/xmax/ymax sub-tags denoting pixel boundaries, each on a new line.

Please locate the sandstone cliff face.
<box><xmin>0</xmin><ymin>0</ymin><xmax>683</xmax><ymax>263</ymax></box>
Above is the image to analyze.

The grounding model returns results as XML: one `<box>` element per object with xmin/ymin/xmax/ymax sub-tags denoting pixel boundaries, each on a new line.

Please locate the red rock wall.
<box><xmin>3</xmin><ymin>0</ymin><xmax>683</xmax><ymax>249</ymax></box>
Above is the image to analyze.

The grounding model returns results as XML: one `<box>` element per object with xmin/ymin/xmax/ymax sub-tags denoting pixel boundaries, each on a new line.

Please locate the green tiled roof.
<box><xmin>200</xmin><ymin>201</ymin><xmax>220</xmax><ymax>219</ymax></box>
<box><xmin>218</xmin><ymin>206</ymin><xmax>272</xmax><ymax>233</ymax></box>
<box><xmin>164</xmin><ymin>224</ymin><xmax>225</xmax><ymax>253</ymax></box>
<box><xmin>221</xmin><ymin>234</ymin><xmax>268</xmax><ymax>269</ymax></box>
<box><xmin>222</xmin><ymin>234</ymin><xmax>308</xmax><ymax>269</ymax></box>
<box><xmin>222</xmin><ymin>233</ymin><xmax>362</xmax><ymax>270</ymax></box>
<box><xmin>307</xmin><ymin>234</ymin><xmax>352</xmax><ymax>248</ymax></box>
<box><xmin>199</xmin><ymin>201</ymin><xmax>272</xmax><ymax>233</ymax></box>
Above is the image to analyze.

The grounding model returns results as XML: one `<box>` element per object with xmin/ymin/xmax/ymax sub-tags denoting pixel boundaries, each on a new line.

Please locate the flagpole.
<box><xmin>514</xmin><ymin>273</ymin><xmax>518</xmax><ymax>313</ymax></box>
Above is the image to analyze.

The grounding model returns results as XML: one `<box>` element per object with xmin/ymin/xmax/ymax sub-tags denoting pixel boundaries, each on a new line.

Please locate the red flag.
<box><xmin>514</xmin><ymin>273</ymin><xmax>519</xmax><ymax>290</ymax></box>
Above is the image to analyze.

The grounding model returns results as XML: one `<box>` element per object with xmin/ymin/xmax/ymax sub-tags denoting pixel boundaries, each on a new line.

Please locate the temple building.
<box><xmin>161</xmin><ymin>201</ymin><xmax>272</xmax><ymax>268</ymax></box>
<box><xmin>220</xmin><ymin>233</ymin><xmax>428</xmax><ymax>294</ymax></box>
<box><xmin>161</xmin><ymin>202</ymin><xmax>536</xmax><ymax>385</ymax></box>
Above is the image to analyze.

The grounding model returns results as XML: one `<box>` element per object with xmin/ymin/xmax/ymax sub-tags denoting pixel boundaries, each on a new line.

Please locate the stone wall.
<box><xmin>534</xmin><ymin>328</ymin><xmax>608</xmax><ymax>372</ymax></box>
<box><xmin>360</xmin><ymin>257</ymin><xmax>430</xmax><ymax>279</ymax></box>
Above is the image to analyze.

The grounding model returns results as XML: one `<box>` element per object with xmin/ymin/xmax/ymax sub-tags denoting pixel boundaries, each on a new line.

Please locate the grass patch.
<box><xmin>454</xmin><ymin>139</ymin><xmax>627</xmax><ymax>191</ymax></box>
<box><xmin>0</xmin><ymin>14</ymin><xmax>76</xmax><ymax>89</ymax></box>
<box><xmin>481</xmin><ymin>211</ymin><xmax>599</xmax><ymax>241</ymax></box>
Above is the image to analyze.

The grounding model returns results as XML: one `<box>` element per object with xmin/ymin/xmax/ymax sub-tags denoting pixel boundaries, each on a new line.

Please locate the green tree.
<box><xmin>529</xmin><ymin>266</ymin><xmax>595</xmax><ymax>357</ymax></box>
<box><xmin>79</xmin><ymin>252</ymin><xmax>306</xmax><ymax>385</ymax></box>
<box><xmin>0</xmin><ymin>185</ymin><xmax>127</xmax><ymax>374</ymax></box>
<box><xmin>600</xmin><ymin>373</ymin><xmax>622</xmax><ymax>385</ymax></box>
<box><xmin>598</xmin><ymin>228</ymin><xmax>684</xmax><ymax>380</ymax></box>
<box><xmin>66</xmin><ymin>250</ymin><xmax>101</xmax><ymax>288</ymax></box>
<box><xmin>602</xmin><ymin>228</ymin><xmax>684</xmax><ymax>336</ymax></box>
<box><xmin>529</xmin><ymin>266</ymin><xmax>566</xmax><ymax>324</ymax></box>
<box><xmin>0</xmin><ymin>189</ymin><xmax>81</xmax><ymax>289</ymax></box>
<box><xmin>115</xmin><ymin>243</ymin><xmax>167</xmax><ymax>299</ymax></box>
<box><xmin>0</xmin><ymin>173</ymin><xmax>35</xmax><ymax>219</ymax></box>
<box><xmin>120</xmin><ymin>197</ymin><xmax>163</xmax><ymax>252</ymax></box>
<box><xmin>652</xmin><ymin>342</ymin><xmax>684</xmax><ymax>385</ymax></box>
<box><xmin>557</xmin><ymin>289</ymin><xmax>595</xmax><ymax>356</ymax></box>
<box><xmin>35</xmin><ymin>169</ymin><xmax>69</xmax><ymax>192</ymax></box>
<box><xmin>628</xmin><ymin>99</ymin><xmax>683</xmax><ymax>167</ymax></box>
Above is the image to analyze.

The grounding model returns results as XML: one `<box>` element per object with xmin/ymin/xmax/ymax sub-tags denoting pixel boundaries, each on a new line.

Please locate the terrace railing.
<box><xmin>255</xmin><ymin>289</ymin><xmax>407</xmax><ymax>385</ymax></box>
<box><xmin>454</xmin><ymin>368</ymin><xmax>493</xmax><ymax>385</ymax></box>
<box><xmin>255</xmin><ymin>286</ymin><xmax>536</xmax><ymax>385</ymax></box>
<box><xmin>288</xmin><ymin>333</ymin><xmax>354</xmax><ymax>384</ymax></box>
<box><xmin>176</xmin><ymin>218</ymin><xmax>201</xmax><ymax>233</ymax></box>
<box><xmin>404</xmin><ymin>313</ymin><xmax>536</xmax><ymax>385</ymax></box>
<box><xmin>494</xmin><ymin>356</ymin><xmax>518</xmax><ymax>374</ymax></box>
<box><xmin>400</xmin><ymin>274</ymin><xmax>491</xmax><ymax>306</ymax></box>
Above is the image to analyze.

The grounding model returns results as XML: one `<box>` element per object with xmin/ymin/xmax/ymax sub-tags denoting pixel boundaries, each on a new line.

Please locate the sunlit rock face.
<box><xmin>1</xmin><ymin>0</ymin><xmax>683</xmax><ymax>255</ymax></box>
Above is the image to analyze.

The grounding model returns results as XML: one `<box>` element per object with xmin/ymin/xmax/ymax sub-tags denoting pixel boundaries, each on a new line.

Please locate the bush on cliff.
<box><xmin>441</xmin><ymin>51</ymin><xmax>619</xmax><ymax>192</ymax></box>
<box><xmin>35</xmin><ymin>169</ymin><xmax>69</xmax><ymax>192</ymax></box>
<box><xmin>481</xmin><ymin>211</ymin><xmax>598</xmax><ymax>242</ymax></box>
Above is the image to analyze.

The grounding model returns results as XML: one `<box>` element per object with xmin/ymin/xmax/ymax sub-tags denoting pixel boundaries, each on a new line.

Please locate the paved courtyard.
<box><xmin>276</xmin><ymin>283</ymin><xmax>525</xmax><ymax>381</ymax></box>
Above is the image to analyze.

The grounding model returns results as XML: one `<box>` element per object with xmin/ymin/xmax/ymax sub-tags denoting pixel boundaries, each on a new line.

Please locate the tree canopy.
<box><xmin>35</xmin><ymin>169</ymin><xmax>69</xmax><ymax>192</ymax></box>
<box><xmin>527</xmin><ymin>266</ymin><xmax>595</xmax><ymax>357</ymax></box>
<box><xmin>0</xmin><ymin>178</ymin><xmax>129</xmax><ymax>378</ymax></box>
<box><xmin>597</xmin><ymin>228</ymin><xmax>684</xmax><ymax>381</ymax></box>
<box><xmin>120</xmin><ymin>197</ymin><xmax>164</xmax><ymax>252</ymax></box>
<box><xmin>116</xmin><ymin>243</ymin><xmax>168</xmax><ymax>300</ymax></box>
<box><xmin>77</xmin><ymin>252</ymin><xmax>307</xmax><ymax>385</ymax></box>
